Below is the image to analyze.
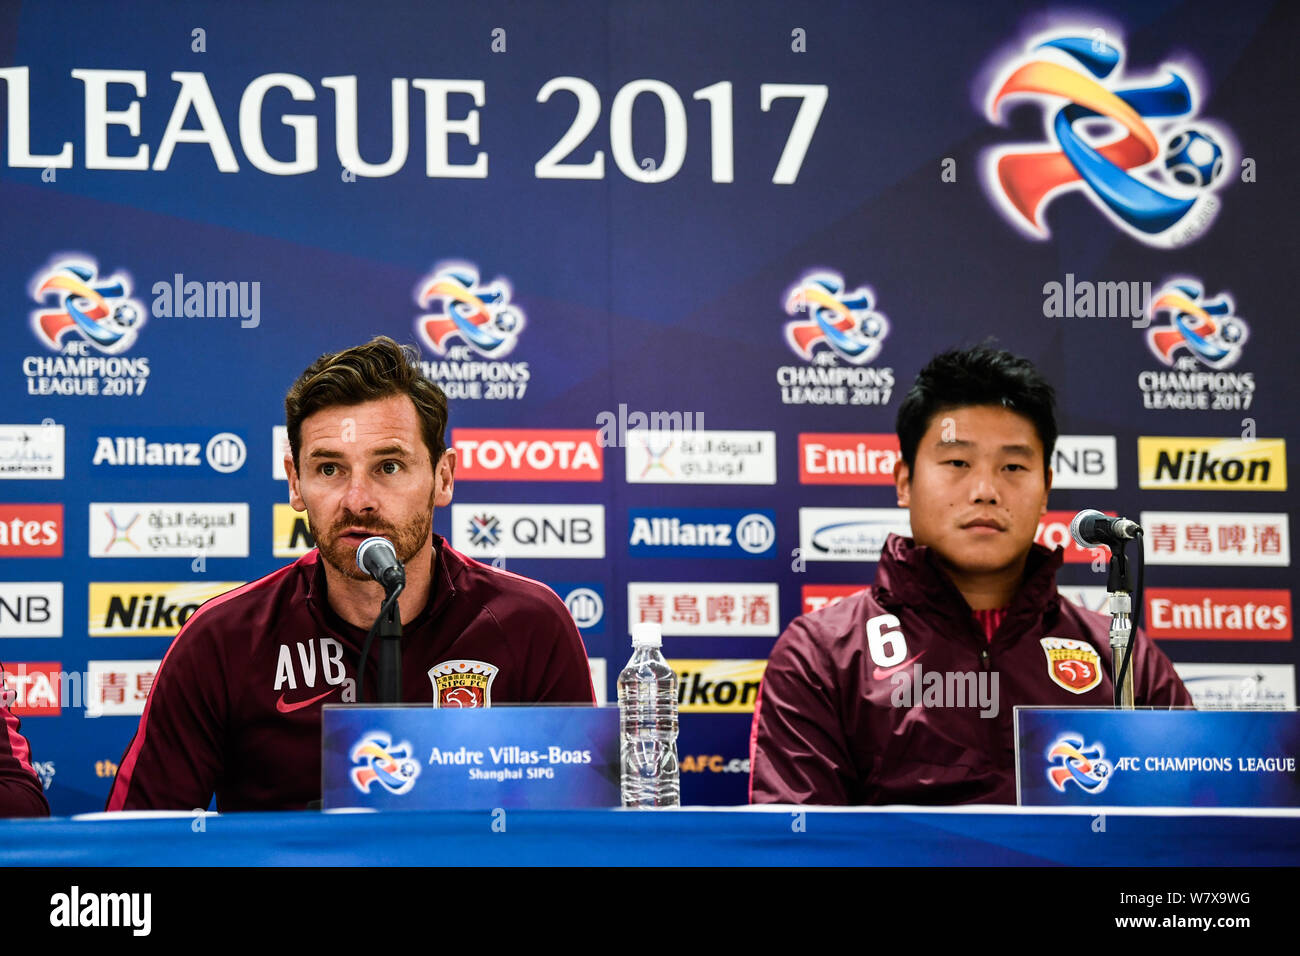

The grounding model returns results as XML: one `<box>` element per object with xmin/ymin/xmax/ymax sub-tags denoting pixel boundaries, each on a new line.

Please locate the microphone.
<box><xmin>355</xmin><ymin>536</ymin><xmax>406</xmax><ymax>592</ymax></box>
<box><xmin>1070</xmin><ymin>509</ymin><xmax>1142</xmax><ymax>548</ymax></box>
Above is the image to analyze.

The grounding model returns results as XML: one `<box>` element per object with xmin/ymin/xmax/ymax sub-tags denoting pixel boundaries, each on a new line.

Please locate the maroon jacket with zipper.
<box><xmin>0</xmin><ymin>673</ymin><xmax>49</xmax><ymax>817</ymax></box>
<box><xmin>750</xmin><ymin>534</ymin><xmax>1192</xmax><ymax>805</ymax></box>
<box><xmin>107</xmin><ymin>535</ymin><xmax>595</xmax><ymax>812</ymax></box>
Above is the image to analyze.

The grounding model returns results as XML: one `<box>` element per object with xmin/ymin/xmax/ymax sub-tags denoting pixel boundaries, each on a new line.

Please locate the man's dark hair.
<box><xmin>285</xmin><ymin>336</ymin><xmax>448</xmax><ymax>470</ymax></box>
<box><xmin>895</xmin><ymin>345</ymin><xmax>1057</xmax><ymax>476</ymax></box>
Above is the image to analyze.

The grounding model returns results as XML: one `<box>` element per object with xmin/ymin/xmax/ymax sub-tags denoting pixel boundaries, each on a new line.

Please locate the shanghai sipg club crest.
<box><xmin>429</xmin><ymin>659</ymin><xmax>499</xmax><ymax>708</ymax></box>
<box><xmin>983</xmin><ymin>29</ymin><xmax>1234</xmax><ymax>247</ymax></box>
<box><xmin>30</xmin><ymin>259</ymin><xmax>146</xmax><ymax>354</ymax></box>
<box><xmin>350</xmin><ymin>732</ymin><xmax>421</xmax><ymax>795</ymax></box>
<box><xmin>1145</xmin><ymin>280</ymin><xmax>1247</xmax><ymax>369</ymax></box>
<box><xmin>415</xmin><ymin>264</ymin><xmax>525</xmax><ymax>358</ymax></box>
<box><xmin>1046</xmin><ymin>735</ymin><xmax>1112</xmax><ymax>792</ymax></box>
<box><xmin>783</xmin><ymin>271</ymin><xmax>889</xmax><ymax>365</ymax></box>
<box><xmin>1040</xmin><ymin>636</ymin><xmax>1103</xmax><ymax>694</ymax></box>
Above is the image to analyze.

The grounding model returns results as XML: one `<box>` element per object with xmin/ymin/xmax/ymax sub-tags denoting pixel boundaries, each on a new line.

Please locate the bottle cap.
<box><xmin>631</xmin><ymin>622</ymin><xmax>663</xmax><ymax>648</ymax></box>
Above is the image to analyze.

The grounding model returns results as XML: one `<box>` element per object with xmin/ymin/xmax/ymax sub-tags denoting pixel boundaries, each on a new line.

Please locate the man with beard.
<box><xmin>106</xmin><ymin>337</ymin><xmax>594</xmax><ymax>812</ymax></box>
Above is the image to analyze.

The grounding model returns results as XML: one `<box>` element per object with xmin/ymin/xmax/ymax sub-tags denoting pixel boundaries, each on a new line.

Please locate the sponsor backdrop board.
<box><xmin>0</xmin><ymin>0</ymin><xmax>1295</xmax><ymax>813</ymax></box>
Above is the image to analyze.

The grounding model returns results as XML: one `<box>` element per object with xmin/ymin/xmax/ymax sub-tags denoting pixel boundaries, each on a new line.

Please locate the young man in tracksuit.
<box><xmin>750</xmin><ymin>346</ymin><xmax>1192</xmax><ymax>805</ymax></box>
<box><xmin>107</xmin><ymin>337</ymin><xmax>594</xmax><ymax>812</ymax></box>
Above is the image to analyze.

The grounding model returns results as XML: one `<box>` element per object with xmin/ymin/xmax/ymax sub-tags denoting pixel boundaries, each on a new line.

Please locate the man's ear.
<box><xmin>286</xmin><ymin>455</ymin><xmax>306</xmax><ymax>511</ymax></box>
<box><xmin>894</xmin><ymin>458</ymin><xmax>911</xmax><ymax>507</ymax></box>
<box><xmin>434</xmin><ymin>448</ymin><xmax>456</xmax><ymax>507</ymax></box>
<box><xmin>1041</xmin><ymin>465</ymin><xmax>1053</xmax><ymax>516</ymax></box>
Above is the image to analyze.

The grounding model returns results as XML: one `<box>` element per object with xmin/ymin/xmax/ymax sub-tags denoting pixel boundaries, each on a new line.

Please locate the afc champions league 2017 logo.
<box><xmin>349</xmin><ymin>732</ymin><xmax>421</xmax><ymax>796</ymax></box>
<box><xmin>783</xmin><ymin>271</ymin><xmax>889</xmax><ymax>365</ymax></box>
<box><xmin>1046</xmin><ymin>735</ymin><xmax>1112</xmax><ymax>793</ymax></box>
<box><xmin>982</xmin><ymin>29</ymin><xmax>1235</xmax><ymax>247</ymax></box>
<box><xmin>776</xmin><ymin>269</ymin><xmax>895</xmax><ymax>407</ymax></box>
<box><xmin>29</xmin><ymin>259</ymin><xmax>146</xmax><ymax>354</ymax></box>
<box><xmin>1145</xmin><ymin>280</ymin><xmax>1248</xmax><ymax>369</ymax></box>
<box><xmin>415</xmin><ymin>263</ymin><xmax>525</xmax><ymax>358</ymax></box>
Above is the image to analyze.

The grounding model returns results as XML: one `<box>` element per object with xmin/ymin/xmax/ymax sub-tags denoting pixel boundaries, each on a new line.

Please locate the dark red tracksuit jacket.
<box><xmin>750</xmin><ymin>534</ymin><xmax>1193</xmax><ymax>806</ymax></box>
<box><xmin>0</xmin><ymin>668</ymin><xmax>49</xmax><ymax>817</ymax></box>
<box><xmin>107</xmin><ymin>536</ymin><xmax>595</xmax><ymax>812</ymax></box>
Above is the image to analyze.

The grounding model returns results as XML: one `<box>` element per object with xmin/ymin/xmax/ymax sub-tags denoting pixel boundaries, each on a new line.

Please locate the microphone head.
<box><xmin>355</xmin><ymin>535</ymin><xmax>397</xmax><ymax>576</ymax></box>
<box><xmin>1070</xmin><ymin>509</ymin><xmax>1106</xmax><ymax>549</ymax></box>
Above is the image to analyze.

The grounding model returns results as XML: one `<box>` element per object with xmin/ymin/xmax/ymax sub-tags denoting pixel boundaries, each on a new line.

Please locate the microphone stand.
<box><xmin>376</xmin><ymin>580</ymin><xmax>404</xmax><ymax>704</ymax></box>
<box><xmin>1106</xmin><ymin>542</ymin><xmax>1136</xmax><ymax>710</ymax></box>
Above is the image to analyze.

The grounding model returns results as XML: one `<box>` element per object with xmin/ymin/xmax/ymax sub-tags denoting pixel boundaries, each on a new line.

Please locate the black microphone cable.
<box><xmin>1113</xmin><ymin>529</ymin><xmax>1144</xmax><ymax>707</ymax></box>
<box><xmin>356</xmin><ymin>582</ymin><xmax>403</xmax><ymax>705</ymax></box>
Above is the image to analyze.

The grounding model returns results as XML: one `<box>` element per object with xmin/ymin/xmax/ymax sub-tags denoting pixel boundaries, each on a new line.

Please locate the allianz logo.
<box><xmin>563</xmin><ymin>587</ymin><xmax>604</xmax><ymax>629</ymax></box>
<box><xmin>92</xmin><ymin>433</ymin><xmax>246</xmax><ymax>473</ymax></box>
<box><xmin>630</xmin><ymin>513</ymin><xmax>774</xmax><ymax>553</ymax></box>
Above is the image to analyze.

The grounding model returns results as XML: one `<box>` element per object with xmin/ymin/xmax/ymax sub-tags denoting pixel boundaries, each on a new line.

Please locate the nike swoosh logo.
<box><xmin>276</xmin><ymin>688</ymin><xmax>337</xmax><ymax>713</ymax></box>
<box><xmin>872</xmin><ymin>652</ymin><xmax>925</xmax><ymax>682</ymax></box>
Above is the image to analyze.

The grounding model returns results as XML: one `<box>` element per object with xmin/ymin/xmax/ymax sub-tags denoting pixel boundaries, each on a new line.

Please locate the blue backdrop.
<box><xmin>0</xmin><ymin>0</ymin><xmax>1295</xmax><ymax>813</ymax></box>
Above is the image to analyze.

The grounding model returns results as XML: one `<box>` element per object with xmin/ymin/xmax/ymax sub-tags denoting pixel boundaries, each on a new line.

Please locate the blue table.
<box><xmin>3</xmin><ymin>806</ymin><xmax>1298</xmax><ymax>866</ymax></box>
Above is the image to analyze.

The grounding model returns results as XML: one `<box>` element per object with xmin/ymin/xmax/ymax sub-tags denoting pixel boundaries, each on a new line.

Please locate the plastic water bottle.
<box><xmin>617</xmin><ymin>622</ymin><xmax>680</xmax><ymax>807</ymax></box>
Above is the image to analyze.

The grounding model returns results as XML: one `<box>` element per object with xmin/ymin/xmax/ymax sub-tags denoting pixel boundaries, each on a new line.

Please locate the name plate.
<box><xmin>1016</xmin><ymin>708</ymin><xmax>1300</xmax><ymax>807</ymax></box>
<box><xmin>321</xmin><ymin>705</ymin><xmax>620</xmax><ymax>810</ymax></box>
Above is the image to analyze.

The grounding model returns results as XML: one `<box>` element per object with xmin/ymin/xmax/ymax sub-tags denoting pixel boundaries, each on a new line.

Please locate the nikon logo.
<box><xmin>1138</xmin><ymin>438</ymin><xmax>1287</xmax><ymax>491</ymax></box>
<box><xmin>89</xmin><ymin>582</ymin><xmax>241</xmax><ymax>636</ymax></box>
<box><xmin>666</xmin><ymin>659</ymin><xmax>767</xmax><ymax>713</ymax></box>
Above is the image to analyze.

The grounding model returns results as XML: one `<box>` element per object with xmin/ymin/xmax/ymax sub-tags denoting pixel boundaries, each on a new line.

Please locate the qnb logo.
<box><xmin>454</xmin><ymin>504</ymin><xmax>604</xmax><ymax>559</ymax></box>
<box><xmin>416</xmin><ymin>264</ymin><xmax>524</xmax><ymax>358</ymax></box>
<box><xmin>1046</xmin><ymin>735</ymin><xmax>1112</xmax><ymax>793</ymax></box>
<box><xmin>984</xmin><ymin>31</ymin><xmax>1233</xmax><ymax>247</ymax></box>
<box><xmin>466</xmin><ymin>513</ymin><xmax>501</xmax><ymax>548</ymax></box>
<box><xmin>735</xmin><ymin>513</ymin><xmax>776</xmax><ymax>554</ymax></box>
<box><xmin>30</xmin><ymin>261</ymin><xmax>145</xmax><ymax>353</ymax></box>
<box><xmin>1145</xmin><ymin>282</ymin><xmax>1247</xmax><ymax>369</ymax></box>
<box><xmin>783</xmin><ymin>271</ymin><xmax>889</xmax><ymax>364</ymax></box>
<box><xmin>350</xmin><ymin>732</ymin><xmax>420</xmax><ymax>795</ymax></box>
